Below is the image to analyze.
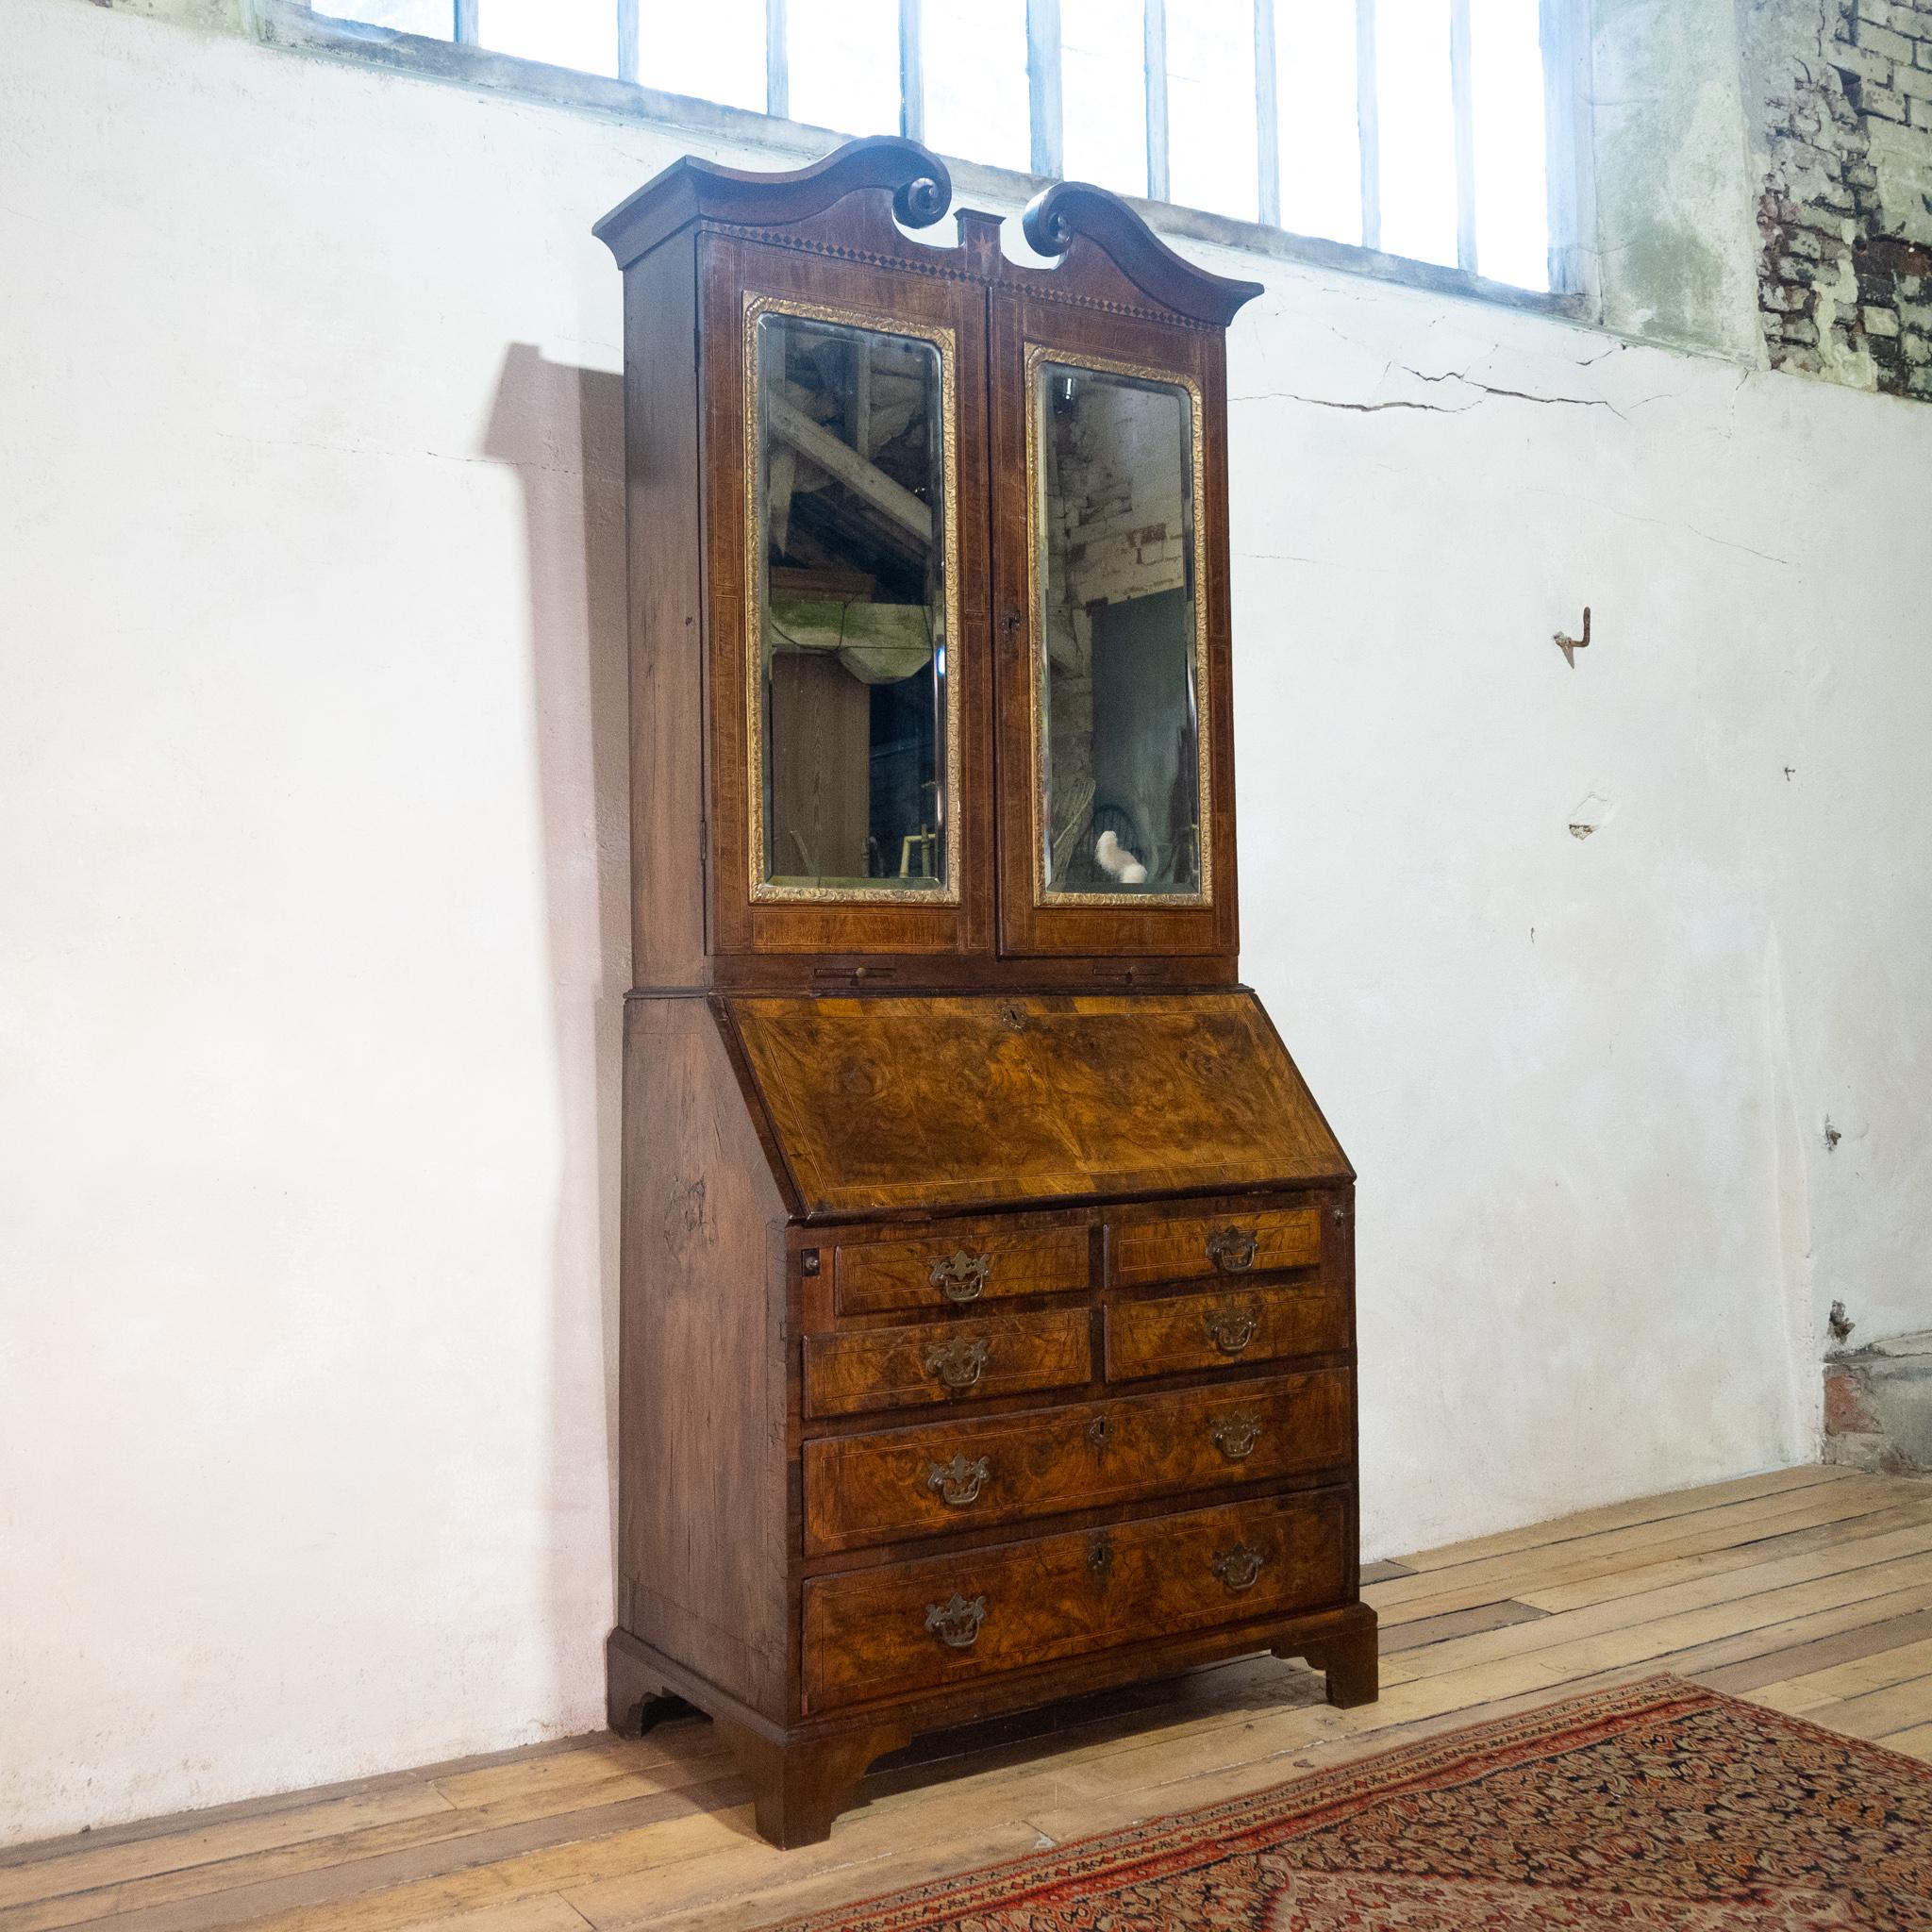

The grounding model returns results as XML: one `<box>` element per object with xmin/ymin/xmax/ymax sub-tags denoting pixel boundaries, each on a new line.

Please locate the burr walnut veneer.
<box><xmin>593</xmin><ymin>138</ymin><xmax>1374</xmax><ymax>1849</ymax></box>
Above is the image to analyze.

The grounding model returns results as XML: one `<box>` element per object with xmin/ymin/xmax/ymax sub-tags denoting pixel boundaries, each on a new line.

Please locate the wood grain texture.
<box><xmin>595</xmin><ymin>142</ymin><xmax>1363</xmax><ymax>1848</ymax></box>
<box><xmin>1018</xmin><ymin>179</ymin><xmax>1264</xmax><ymax>326</ymax></box>
<box><xmin>1108</xmin><ymin>1204</ymin><xmax>1321</xmax><ymax>1289</ymax></box>
<box><xmin>834</xmin><ymin>1223</ymin><xmax>1091</xmax><ymax>1316</ymax></box>
<box><xmin>620</xmin><ymin>233</ymin><xmax>708</xmax><ymax>987</ymax></box>
<box><xmin>800</xmin><ymin>1489</ymin><xmax>1349</xmax><ymax>1711</ymax></box>
<box><xmin>14</xmin><ymin>1473</ymin><xmax>1932</xmax><ymax>1931</ymax></box>
<box><xmin>616</xmin><ymin>997</ymin><xmax>791</xmax><ymax>1719</ymax></box>
<box><xmin>801</xmin><ymin>1308</ymin><xmax>1092</xmax><ymax>1420</ymax></box>
<box><xmin>696</xmin><ymin>229</ymin><xmax>995</xmax><ymax>965</ymax></box>
<box><xmin>1104</xmin><ymin>1286</ymin><xmax>1350</xmax><ymax>1382</ymax></box>
<box><xmin>987</xmin><ymin>281</ymin><xmax>1240</xmax><ymax>963</ymax></box>
<box><xmin>803</xmin><ymin>1370</ymin><xmax>1352</xmax><ymax>1555</ymax></box>
<box><xmin>594</xmin><ymin>134</ymin><xmax>955</xmax><ymax>271</ymax></box>
<box><xmin>726</xmin><ymin>991</ymin><xmax>1351</xmax><ymax>1218</ymax></box>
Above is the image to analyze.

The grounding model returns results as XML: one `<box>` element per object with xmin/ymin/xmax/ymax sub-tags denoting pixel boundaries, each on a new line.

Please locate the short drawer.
<box><xmin>834</xmin><ymin>1224</ymin><xmax>1090</xmax><ymax>1316</ymax></box>
<box><xmin>802</xmin><ymin>1309</ymin><xmax>1091</xmax><ymax>1420</ymax></box>
<box><xmin>1105</xmin><ymin>1285</ymin><xmax>1348</xmax><ymax>1382</ymax></box>
<box><xmin>804</xmin><ymin>1369</ymin><xmax>1352</xmax><ymax>1555</ymax></box>
<box><xmin>802</xmin><ymin>1488</ymin><xmax>1348</xmax><ymax>1711</ymax></box>
<box><xmin>1108</xmin><ymin>1204</ymin><xmax>1321</xmax><ymax>1290</ymax></box>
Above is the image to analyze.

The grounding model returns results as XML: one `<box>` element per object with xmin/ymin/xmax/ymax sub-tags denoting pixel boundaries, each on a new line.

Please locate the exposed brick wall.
<box><xmin>1823</xmin><ymin>1334</ymin><xmax>1932</xmax><ymax>1474</ymax></box>
<box><xmin>1752</xmin><ymin>0</ymin><xmax>1932</xmax><ymax>399</ymax></box>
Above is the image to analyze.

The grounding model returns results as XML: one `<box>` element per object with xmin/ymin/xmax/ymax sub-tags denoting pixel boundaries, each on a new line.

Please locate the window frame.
<box><xmin>258</xmin><ymin>0</ymin><xmax>1595</xmax><ymax>320</ymax></box>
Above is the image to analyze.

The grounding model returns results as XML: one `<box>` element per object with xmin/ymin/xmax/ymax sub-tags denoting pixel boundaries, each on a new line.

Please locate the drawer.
<box><xmin>802</xmin><ymin>1309</ymin><xmax>1091</xmax><ymax>1419</ymax></box>
<box><xmin>803</xmin><ymin>1488</ymin><xmax>1348</xmax><ymax>1711</ymax></box>
<box><xmin>834</xmin><ymin>1224</ymin><xmax>1090</xmax><ymax>1316</ymax></box>
<box><xmin>1108</xmin><ymin>1204</ymin><xmax>1321</xmax><ymax>1290</ymax></box>
<box><xmin>804</xmin><ymin>1369</ymin><xmax>1352</xmax><ymax>1554</ymax></box>
<box><xmin>1105</xmin><ymin>1285</ymin><xmax>1348</xmax><ymax>1382</ymax></box>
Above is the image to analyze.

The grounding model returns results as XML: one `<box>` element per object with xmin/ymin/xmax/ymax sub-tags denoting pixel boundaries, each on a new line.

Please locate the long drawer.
<box><xmin>804</xmin><ymin>1370</ymin><xmax>1351</xmax><ymax>1554</ymax></box>
<box><xmin>1108</xmin><ymin>1204</ymin><xmax>1322</xmax><ymax>1289</ymax></box>
<box><xmin>1106</xmin><ymin>1284</ymin><xmax>1349</xmax><ymax>1382</ymax></box>
<box><xmin>802</xmin><ymin>1488</ymin><xmax>1348</xmax><ymax>1711</ymax></box>
<box><xmin>802</xmin><ymin>1308</ymin><xmax>1092</xmax><ymax>1419</ymax></box>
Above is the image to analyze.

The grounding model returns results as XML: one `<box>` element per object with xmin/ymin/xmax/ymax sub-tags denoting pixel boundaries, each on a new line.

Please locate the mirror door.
<box><xmin>703</xmin><ymin>235</ymin><xmax>991</xmax><ymax>960</ymax></box>
<box><xmin>991</xmin><ymin>294</ymin><xmax>1237</xmax><ymax>959</ymax></box>
<box><xmin>752</xmin><ymin>304</ymin><xmax>955</xmax><ymax>902</ymax></box>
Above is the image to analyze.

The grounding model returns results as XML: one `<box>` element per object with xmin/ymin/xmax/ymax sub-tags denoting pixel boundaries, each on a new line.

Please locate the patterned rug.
<box><xmin>767</xmin><ymin>1675</ymin><xmax>1932</xmax><ymax>1929</ymax></box>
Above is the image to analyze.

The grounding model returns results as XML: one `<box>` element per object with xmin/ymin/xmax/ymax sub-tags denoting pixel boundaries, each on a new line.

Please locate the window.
<box><xmin>317</xmin><ymin>0</ymin><xmax>1563</xmax><ymax>292</ymax></box>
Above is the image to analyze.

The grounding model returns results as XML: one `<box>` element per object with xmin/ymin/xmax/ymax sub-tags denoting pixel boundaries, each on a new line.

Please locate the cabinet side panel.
<box><xmin>624</xmin><ymin>239</ymin><xmax>708</xmax><ymax>988</ymax></box>
<box><xmin>619</xmin><ymin>994</ymin><xmax>790</xmax><ymax>1717</ymax></box>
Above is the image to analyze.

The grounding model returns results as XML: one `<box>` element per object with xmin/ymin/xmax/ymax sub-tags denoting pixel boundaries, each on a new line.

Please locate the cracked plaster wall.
<box><xmin>6</xmin><ymin>0</ymin><xmax>1932</xmax><ymax>1849</ymax></box>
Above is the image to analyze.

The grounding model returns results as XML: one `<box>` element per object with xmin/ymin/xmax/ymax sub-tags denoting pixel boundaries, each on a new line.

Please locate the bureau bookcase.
<box><xmin>593</xmin><ymin>138</ymin><xmax>1375</xmax><ymax>1849</ymax></box>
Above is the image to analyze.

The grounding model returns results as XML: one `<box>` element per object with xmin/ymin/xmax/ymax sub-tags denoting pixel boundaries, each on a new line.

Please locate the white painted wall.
<box><xmin>3</xmin><ymin>0</ymin><xmax>1928</xmax><ymax>1847</ymax></box>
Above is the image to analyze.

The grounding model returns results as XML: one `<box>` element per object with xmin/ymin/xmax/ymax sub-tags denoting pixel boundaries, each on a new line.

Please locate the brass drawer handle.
<box><xmin>928</xmin><ymin>1248</ymin><xmax>991</xmax><ymax>1303</ymax></box>
<box><xmin>926</xmin><ymin>1454</ymin><xmax>991</xmax><ymax>1507</ymax></box>
<box><xmin>925</xmin><ymin>1336</ymin><xmax>991</xmax><ymax>1391</ymax></box>
<box><xmin>1206</xmin><ymin>1225</ymin><xmax>1258</xmax><ymax>1274</ymax></box>
<box><xmin>1211</xmin><ymin>1541</ymin><xmax>1268</xmax><ymax>1591</ymax></box>
<box><xmin>1203</xmin><ymin>1303</ymin><xmax>1259</xmax><ymax>1355</ymax></box>
<box><xmin>1210</xmin><ymin>1410</ymin><xmax>1264</xmax><ymax>1462</ymax></box>
<box><xmin>924</xmin><ymin>1592</ymin><xmax>987</xmax><ymax>1649</ymax></box>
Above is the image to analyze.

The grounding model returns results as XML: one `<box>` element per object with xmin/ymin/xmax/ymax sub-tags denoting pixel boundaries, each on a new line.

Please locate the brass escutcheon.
<box><xmin>1205</xmin><ymin>1225</ymin><xmax>1259</xmax><ymax>1274</ymax></box>
<box><xmin>924</xmin><ymin>1592</ymin><xmax>987</xmax><ymax>1649</ymax></box>
<box><xmin>1210</xmin><ymin>1410</ymin><xmax>1264</xmax><ymax>1461</ymax></box>
<box><xmin>1211</xmin><ymin>1541</ymin><xmax>1267</xmax><ymax>1591</ymax></box>
<box><xmin>928</xmin><ymin>1248</ymin><xmax>992</xmax><ymax>1303</ymax></box>
<box><xmin>1204</xmin><ymin>1303</ymin><xmax>1260</xmax><ymax>1355</ymax></box>
<box><xmin>1089</xmin><ymin>1537</ymin><xmax>1114</xmax><ymax>1579</ymax></box>
<box><xmin>926</xmin><ymin>1454</ymin><xmax>991</xmax><ymax>1507</ymax></box>
<box><xmin>925</xmin><ymin>1336</ymin><xmax>990</xmax><ymax>1391</ymax></box>
<box><xmin>1087</xmin><ymin>1411</ymin><xmax>1111</xmax><ymax>1449</ymax></box>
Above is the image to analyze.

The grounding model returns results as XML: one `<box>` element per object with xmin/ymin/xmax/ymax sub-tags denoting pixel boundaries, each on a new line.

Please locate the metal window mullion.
<box><xmin>1027</xmin><ymin>0</ymin><xmax>1064</xmax><ymax>178</ymax></box>
<box><xmin>1254</xmin><ymin>0</ymin><xmax>1279</xmax><ymax>226</ymax></box>
<box><xmin>454</xmin><ymin>0</ymin><xmax>478</xmax><ymax>44</ymax></box>
<box><xmin>1144</xmin><ymin>0</ymin><xmax>1169</xmax><ymax>203</ymax></box>
<box><xmin>1354</xmin><ymin>0</ymin><xmax>1379</xmax><ymax>252</ymax></box>
<box><xmin>1540</xmin><ymin>0</ymin><xmax>1590</xmax><ymax>297</ymax></box>
<box><xmin>900</xmin><ymin>0</ymin><xmax>924</xmax><ymax>142</ymax></box>
<box><xmin>766</xmin><ymin>0</ymin><xmax>788</xmax><ymax>119</ymax></box>
<box><xmin>1449</xmin><ymin>0</ymin><xmax>1477</xmax><ymax>274</ymax></box>
<box><xmin>617</xmin><ymin>0</ymin><xmax>639</xmax><ymax>83</ymax></box>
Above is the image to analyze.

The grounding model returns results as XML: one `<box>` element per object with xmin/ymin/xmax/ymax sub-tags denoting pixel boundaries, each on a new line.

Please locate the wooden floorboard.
<box><xmin>7</xmin><ymin>1465</ymin><xmax>1924</xmax><ymax>1932</ymax></box>
<box><xmin>1378</xmin><ymin>1598</ymin><xmax>1549</xmax><ymax>1653</ymax></box>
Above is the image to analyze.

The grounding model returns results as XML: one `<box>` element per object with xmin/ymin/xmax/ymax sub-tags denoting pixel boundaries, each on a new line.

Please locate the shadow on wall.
<box><xmin>483</xmin><ymin>345</ymin><xmax>629</xmax><ymax>1718</ymax></box>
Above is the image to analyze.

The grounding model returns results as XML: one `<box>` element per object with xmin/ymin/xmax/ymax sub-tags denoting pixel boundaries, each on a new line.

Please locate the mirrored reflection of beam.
<box><xmin>764</xmin><ymin>389</ymin><xmax>934</xmax><ymax>545</ymax></box>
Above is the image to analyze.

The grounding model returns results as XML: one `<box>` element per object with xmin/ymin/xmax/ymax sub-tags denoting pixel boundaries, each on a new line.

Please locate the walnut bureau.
<box><xmin>593</xmin><ymin>137</ymin><xmax>1375</xmax><ymax>1848</ymax></box>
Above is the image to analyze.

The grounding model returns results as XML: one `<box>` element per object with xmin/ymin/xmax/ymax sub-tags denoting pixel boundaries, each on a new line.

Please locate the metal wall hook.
<box><xmin>1555</xmin><ymin>608</ymin><xmax>1591</xmax><ymax>667</ymax></box>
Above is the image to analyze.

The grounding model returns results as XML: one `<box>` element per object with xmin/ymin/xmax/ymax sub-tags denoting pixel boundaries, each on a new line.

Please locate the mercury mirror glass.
<box><xmin>1033</xmin><ymin>359</ymin><xmax>1206</xmax><ymax>900</ymax></box>
<box><xmin>754</xmin><ymin>309</ymin><xmax>951</xmax><ymax>896</ymax></box>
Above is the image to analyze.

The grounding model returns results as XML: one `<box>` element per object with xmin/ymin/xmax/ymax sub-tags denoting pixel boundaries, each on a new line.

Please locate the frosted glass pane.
<box><xmin>924</xmin><ymin>0</ymin><xmax>1030</xmax><ymax>172</ymax></box>
<box><xmin>1375</xmin><ymin>0</ymin><xmax>1457</xmax><ymax>265</ymax></box>
<box><xmin>645</xmin><ymin>0</ymin><xmax>767</xmax><ymax>111</ymax></box>
<box><xmin>1276</xmin><ymin>2</ymin><xmax>1360</xmax><ymax>244</ymax></box>
<box><xmin>317</xmin><ymin>0</ymin><xmax>451</xmax><ymax>31</ymax></box>
<box><xmin>1471</xmin><ymin>0</ymin><xmax>1549</xmax><ymax>288</ymax></box>
<box><xmin>1166</xmin><ymin>0</ymin><xmax>1257</xmax><ymax>221</ymax></box>
<box><xmin>789</xmin><ymin>0</ymin><xmax>900</xmax><ymax>135</ymax></box>
<box><xmin>1062</xmin><ymin>0</ymin><xmax>1146</xmax><ymax>196</ymax></box>
<box><xmin>478</xmin><ymin>0</ymin><xmax>617</xmax><ymax>75</ymax></box>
